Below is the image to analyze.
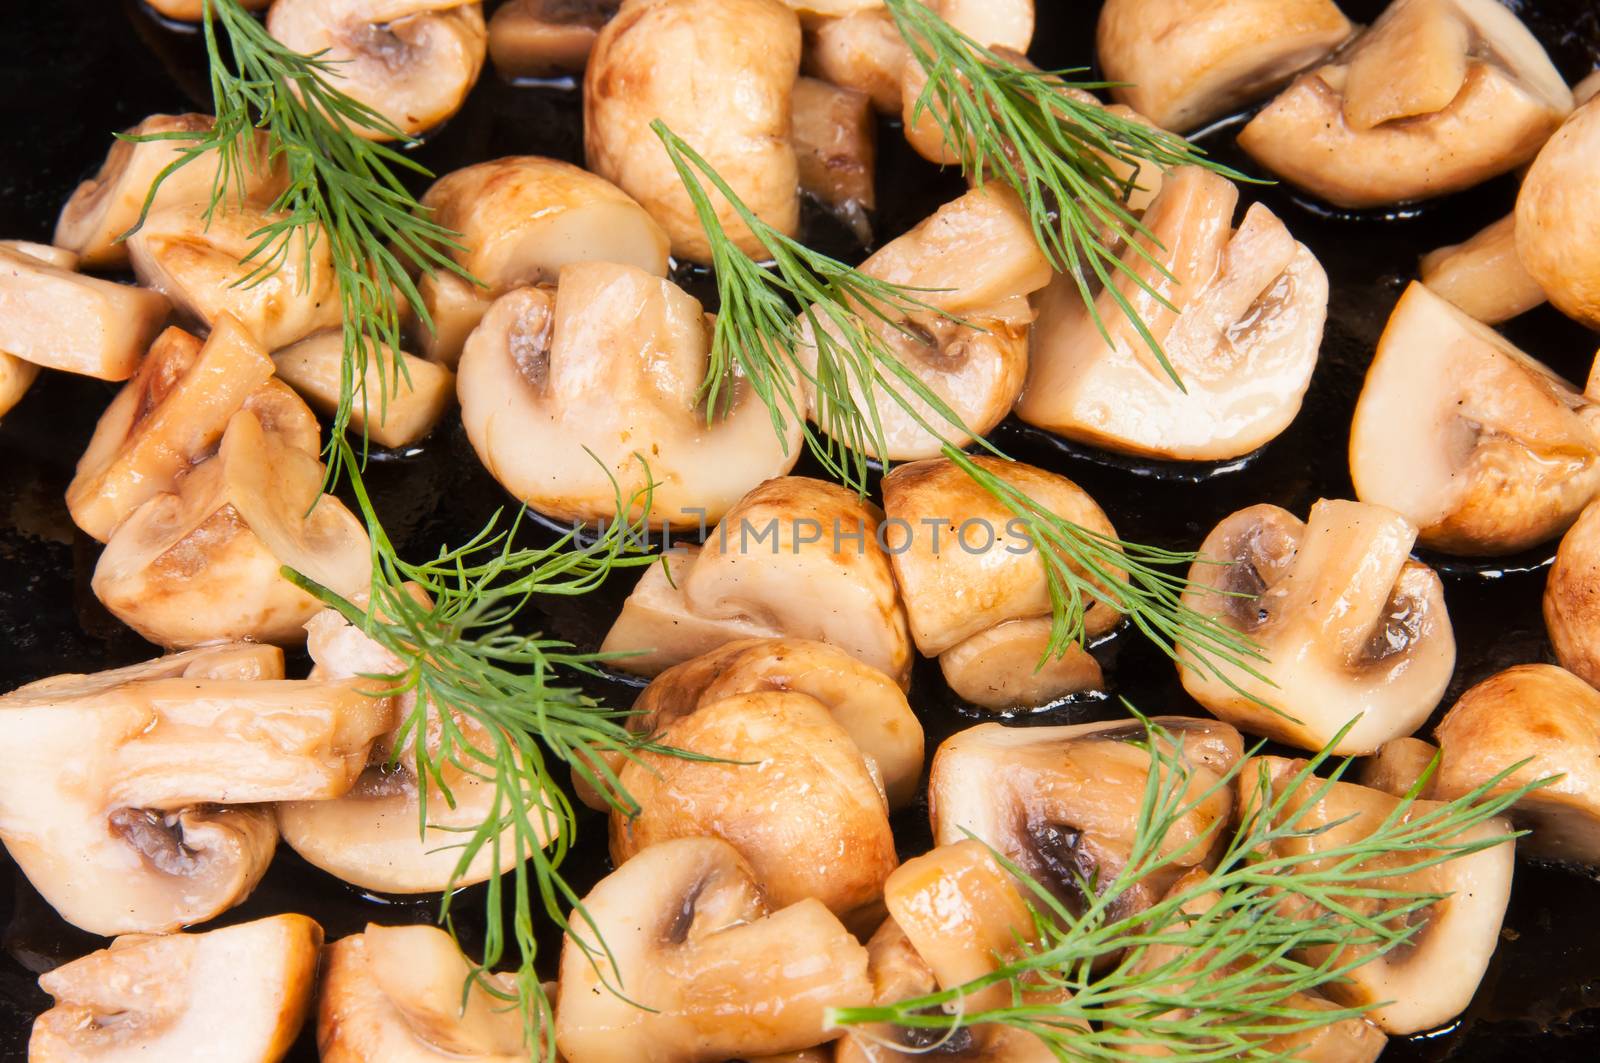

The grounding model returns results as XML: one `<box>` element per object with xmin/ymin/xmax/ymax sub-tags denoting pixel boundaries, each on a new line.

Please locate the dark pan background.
<box><xmin>1</xmin><ymin>1</ymin><xmax>1599</xmax><ymax>1059</ymax></box>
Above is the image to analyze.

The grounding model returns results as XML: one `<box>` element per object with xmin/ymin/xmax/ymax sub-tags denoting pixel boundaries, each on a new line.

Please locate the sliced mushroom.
<box><xmin>1420</xmin><ymin>214</ymin><xmax>1548</xmax><ymax>324</ymax></box>
<box><xmin>610</xmin><ymin>690</ymin><xmax>898</xmax><ymax>929</ymax></box>
<box><xmin>1546</xmin><ymin>496</ymin><xmax>1600</xmax><ymax>688</ymax></box>
<box><xmin>55</xmin><ymin>113</ymin><xmax>281</xmax><ymax>269</ymax></box>
<box><xmin>0</xmin><ymin>647</ymin><xmax>389</xmax><ymax>934</ymax></box>
<box><xmin>928</xmin><ymin>717</ymin><xmax>1243</xmax><ymax>924</ymax></box>
<box><xmin>30</xmin><ymin>914</ymin><xmax>321</xmax><ymax>1063</ymax></box>
<box><xmin>792</xmin><ymin>76</ymin><xmax>877</xmax><ymax>234</ymax></box>
<box><xmin>585</xmin><ymin>0</ymin><xmax>801</xmax><ymax>262</ymax></box>
<box><xmin>1177</xmin><ymin>499</ymin><xmax>1455</xmax><ymax>755</ymax></box>
<box><xmin>1238</xmin><ymin>0</ymin><xmax>1573</xmax><ymax>208</ymax></box>
<box><xmin>1240</xmin><ymin>755</ymin><xmax>1514</xmax><ymax>1034</ymax></box>
<box><xmin>456</xmin><ymin>265</ymin><xmax>801</xmax><ymax>527</ymax></box>
<box><xmin>1348</xmin><ymin>281</ymin><xmax>1600</xmax><ymax>555</ymax></box>
<box><xmin>1358</xmin><ymin>737</ymin><xmax>1440</xmax><ymax>798</ymax></box>
<box><xmin>806</xmin><ymin>9</ymin><xmax>905</xmax><ymax>114</ymax></box>
<box><xmin>414</xmin><ymin>155</ymin><xmax>669</xmax><ymax>366</ymax></box>
<box><xmin>1098</xmin><ymin>0</ymin><xmax>1352</xmax><ymax>133</ymax></box>
<box><xmin>0</xmin><ymin>243</ymin><xmax>63</xmax><ymax>418</ymax></box>
<box><xmin>488</xmin><ymin>0</ymin><xmax>619</xmax><ymax>79</ymax></box>
<box><xmin>93</xmin><ymin>408</ymin><xmax>372</xmax><ymax>648</ymax></box>
<box><xmin>274</xmin><ymin>329</ymin><xmax>455</xmax><ymax>448</ymax></box>
<box><xmin>1434</xmin><ymin>664</ymin><xmax>1600</xmax><ymax>866</ymax></box>
<box><xmin>1017</xmin><ymin>166</ymin><xmax>1328</xmax><ymax>461</ymax></box>
<box><xmin>1516</xmin><ymin>97</ymin><xmax>1600</xmax><ymax>329</ymax></box>
<box><xmin>881</xmin><ymin>456</ymin><xmax>1123</xmax><ymax>711</ymax></box>
<box><xmin>267</xmin><ymin>0</ymin><xmax>487</xmax><ymax>141</ymax></box>
<box><xmin>144</xmin><ymin>0</ymin><xmax>270</xmax><ymax>19</ymax></box>
<box><xmin>601</xmin><ymin>476</ymin><xmax>913</xmax><ymax>682</ymax></box>
<box><xmin>554</xmin><ymin>837</ymin><xmax>872</xmax><ymax>1063</ymax></box>
<box><xmin>319</xmin><ymin>924</ymin><xmax>527</xmax><ymax>1062</ymax></box>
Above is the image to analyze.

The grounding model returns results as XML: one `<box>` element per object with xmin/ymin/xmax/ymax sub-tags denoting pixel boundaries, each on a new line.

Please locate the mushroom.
<box><xmin>1017</xmin><ymin>166</ymin><xmax>1328</xmax><ymax>461</ymax></box>
<box><xmin>1358</xmin><ymin>737</ymin><xmax>1440</xmax><ymax>798</ymax></box>
<box><xmin>488</xmin><ymin>0</ymin><xmax>619</xmax><ymax>80</ymax></box>
<box><xmin>318</xmin><ymin>924</ymin><xmax>528</xmax><ymax>1062</ymax></box>
<box><xmin>584</xmin><ymin>0</ymin><xmax>801</xmax><ymax>262</ymax></box>
<box><xmin>274</xmin><ymin>329</ymin><xmax>455</xmax><ymax>448</ymax></box>
<box><xmin>1434</xmin><ymin>664</ymin><xmax>1600</xmax><ymax>867</ymax></box>
<box><xmin>266</xmin><ymin>0</ymin><xmax>487</xmax><ymax>141</ymax></box>
<box><xmin>554</xmin><ymin>837</ymin><xmax>873</xmax><ymax>1063</ymax></box>
<box><xmin>601</xmin><ymin>476</ymin><xmax>913</xmax><ymax>683</ymax></box>
<box><xmin>1096</xmin><ymin>0</ymin><xmax>1352</xmax><ymax>134</ymax></box>
<box><xmin>1420</xmin><ymin>214</ymin><xmax>1548</xmax><ymax>324</ymax></box>
<box><xmin>610</xmin><ymin>690</ymin><xmax>899</xmax><ymax>930</ymax></box>
<box><xmin>1237</xmin><ymin>0</ymin><xmax>1573</xmax><ymax>209</ymax></box>
<box><xmin>881</xmin><ymin>456</ymin><xmax>1124</xmax><ymax>711</ymax></box>
<box><xmin>791</xmin><ymin>76</ymin><xmax>876</xmax><ymax>232</ymax></box>
<box><xmin>456</xmin><ymin>264</ymin><xmax>801</xmax><ymax>528</ymax></box>
<box><xmin>1516</xmin><ymin>96</ymin><xmax>1600</xmax><ymax>329</ymax></box>
<box><xmin>1546</xmin><ymin>495</ymin><xmax>1600</xmax><ymax>688</ymax></box>
<box><xmin>1348</xmin><ymin>281</ymin><xmax>1600</xmax><ymax>555</ymax></box>
<box><xmin>0</xmin><ymin>645</ymin><xmax>390</xmax><ymax>935</ymax></box>
<box><xmin>1240</xmin><ymin>755</ymin><xmax>1514</xmax><ymax>1034</ymax></box>
<box><xmin>1176</xmin><ymin>499</ymin><xmax>1455</xmax><ymax>756</ymax></box>
<box><xmin>928</xmin><ymin>717</ymin><xmax>1244</xmax><ymax>924</ymax></box>
<box><xmin>30</xmin><ymin>913</ymin><xmax>322</xmax><ymax>1063</ymax></box>
<box><xmin>54</xmin><ymin>113</ymin><xmax>280</xmax><ymax>269</ymax></box>
<box><xmin>0</xmin><ymin>242</ymin><xmax>71</xmax><ymax>418</ymax></box>
<box><xmin>413</xmin><ymin>155</ymin><xmax>670</xmax><ymax>366</ymax></box>
<box><xmin>144</xmin><ymin>0</ymin><xmax>271</xmax><ymax>20</ymax></box>
<box><xmin>798</xmin><ymin>186</ymin><xmax>1052</xmax><ymax>460</ymax></box>
<box><xmin>0</xmin><ymin>240</ymin><xmax>168</xmax><ymax>382</ymax></box>
<box><xmin>278</xmin><ymin>598</ymin><xmax>560</xmax><ymax>893</ymax></box>
<box><xmin>93</xmin><ymin>408</ymin><xmax>372</xmax><ymax>649</ymax></box>
<box><xmin>806</xmin><ymin>9</ymin><xmax>904</xmax><ymax>113</ymax></box>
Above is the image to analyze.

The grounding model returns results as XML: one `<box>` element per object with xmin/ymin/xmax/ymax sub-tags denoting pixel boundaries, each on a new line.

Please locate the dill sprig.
<box><xmin>828</xmin><ymin>717</ymin><xmax>1546</xmax><ymax>1058</ymax></box>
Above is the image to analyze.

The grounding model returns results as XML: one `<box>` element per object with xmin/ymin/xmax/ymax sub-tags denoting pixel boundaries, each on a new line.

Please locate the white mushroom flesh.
<box><xmin>1420</xmin><ymin>213</ymin><xmax>1548</xmax><ymax>324</ymax></box>
<box><xmin>0</xmin><ymin>242</ymin><xmax>168</xmax><ymax>382</ymax></box>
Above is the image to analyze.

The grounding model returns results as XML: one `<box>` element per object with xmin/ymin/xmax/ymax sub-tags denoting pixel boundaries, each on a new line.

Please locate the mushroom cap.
<box><xmin>1434</xmin><ymin>664</ymin><xmax>1600</xmax><ymax>866</ymax></box>
<box><xmin>456</xmin><ymin>265</ymin><xmax>802</xmax><ymax>528</ymax></box>
<box><xmin>1516</xmin><ymin>97</ymin><xmax>1600</xmax><ymax>329</ymax></box>
<box><xmin>30</xmin><ymin>913</ymin><xmax>322</xmax><ymax>1063</ymax></box>
<box><xmin>1237</xmin><ymin>0</ymin><xmax>1572</xmax><ymax>208</ymax></box>
<box><xmin>1097</xmin><ymin>0</ymin><xmax>1352</xmax><ymax>133</ymax></box>
<box><xmin>1177</xmin><ymin>499</ymin><xmax>1455</xmax><ymax>756</ymax></box>
<box><xmin>1240</xmin><ymin>755</ymin><xmax>1514</xmax><ymax>1034</ymax></box>
<box><xmin>318</xmin><ymin>924</ymin><xmax>527</xmax><ymax>1063</ymax></box>
<box><xmin>798</xmin><ymin>187</ymin><xmax>1051</xmax><ymax>460</ymax></box>
<box><xmin>274</xmin><ymin>330</ymin><xmax>455</xmax><ymax>449</ymax></box>
<box><xmin>1349</xmin><ymin>281</ymin><xmax>1600</xmax><ymax>555</ymax></box>
<box><xmin>584</xmin><ymin>0</ymin><xmax>801</xmax><ymax>262</ymax></box>
<box><xmin>1545</xmin><ymin>496</ymin><xmax>1600</xmax><ymax>689</ymax></box>
<box><xmin>1357</xmin><ymin>736</ymin><xmax>1440</xmax><ymax>798</ymax></box>
<box><xmin>1420</xmin><ymin>213</ymin><xmax>1548</xmax><ymax>325</ymax></box>
<box><xmin>1017</xmin><ymin>167</ymin><xmax>1327</xmax><ymax>461</ymax></box>
<box><xmin>267</xmin><ymin>0</ymin><xmax>487</xmax><ymax>140</ymax></box>
<box><xmin>805</xmin><ymin>9</ymin><xmax>906</xmax><ymax>114</ymax></box>
<box><xmin>488</xmin><ymin>0</ymin><xmax>619</xmax><ymax>79</ymax></box>
<box><xmin>611</xmin><ymin>690</ymin><xmax>898</xmax><ymax>929</ymax></box>
<box><xmin>939</xmin><ymin>617</ymin><xmax>1105</xmax><ymax>712</ymax></box>
<box><xmin>554</xmin><ymin>837</ymin><xmax>872</xmax><ymax>1063</ymax></box>
<box><xmin>601</xmin><ymin>476</ymin><xmax>914</xmax><ymax>683</ymax></box>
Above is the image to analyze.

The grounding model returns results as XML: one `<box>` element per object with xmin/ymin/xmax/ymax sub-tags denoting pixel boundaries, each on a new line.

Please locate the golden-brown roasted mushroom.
<box><xmin>267</xmin><ymin>0</ymin><xmax>488</xmax><ymax>140</ymax></box>
<box><xmin>792</xmin><ymin>76</ymin><xmax>877</xmax><ymax>228</ymax></box>
<box><xmin>555</xmin><ymin>837</ymin><xmax>872</xmax><ymax>1063</ymax></box>
<box><xmin>1178</xmin><ymin>499</ymin><xmax>1455</xmax><ymax>755</ymax></box>
<box><xmin>1238</xmin><ymin>0</ymin><xmax>1573</xmax><ymax>208</ymax></box>
<box><xmin>805</xmin><ymin>9</ymin><xmax>905</xmax><ymax>113</ymax></box>
<box><xmin>144</xmin><ymin>0</ymin><xmax>270</xmax><ymax>19</ymax></box>
<box><xmin>1349</xmin><ymin>281</ymin><xmax>1600</xmax><ymax>555</ymax></box>
<box><xmin>456</xmin><ymin>264</ymin><xmax>801</xmax><ymax>528</ymax></box>
<box><xmin>1358</xmin><ymin>736</ymin><xmax>1440</xmax><ymax>798</ymax></box>
<box><xmin>274</xmin><ymin>330</ymin><xmax>455</xmax><ymax>448</ymax></box>
<box><xmin>30</xmin><ymin>914</ymin><xmax>321</xmax><ymax>1063</ymax></box>
<box><xmin>1516</xmin><ymin>96</ymin><xmax>1600</xmax><ymax>329</ymax></box>
<box><xmin>488</xmin><ymin>0</ymin><xmax>619</xmax><ymax>79</ymax></box>
<box><xmin>1420</xmin><ymin>214</ymin><xmax>1549</xmax><ymax>324</ymax></box>
<box><xmin>1546</xmin><ymin>496</ymin><xmax>1600</xmax><ymax>688</ymax></box>
<box><xmin>585</xmin><ymin>0</ymin><xmax>802</xmax><ymax>262</ymax></box>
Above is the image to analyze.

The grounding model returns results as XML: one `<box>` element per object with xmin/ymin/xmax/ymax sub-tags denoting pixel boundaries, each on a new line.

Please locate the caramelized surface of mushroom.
<box><xmin>1420</xmin><ymin>213</ymin><xmax>1549</xmax><ymax>324</ymax></box>
<box><xmin>488</xmin><ymin>0</ymin><xmax>620</xmax><ymax>79</ymax></box>
<box><xmin>1546</xmin><ymin>495</ymin><xmax>1600</xmax><ymax>688</ymax></box>
<box><xmin>1516</xmin><ymin>96</ymin><xmax>1600</xmax><ymax>328</ymax></box>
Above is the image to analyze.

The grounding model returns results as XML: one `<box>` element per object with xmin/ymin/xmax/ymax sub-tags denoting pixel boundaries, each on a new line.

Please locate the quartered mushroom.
<box><xmin>318</xmin><ymin>924</ymin><xmax>528</xmax><ymax>1062</ymax></box>
<box><xmin>791</xmin><ymin>76</ymin><xmax>876</xmax><ymax>234</ymax></box>
<box><xmin>413</xmin><ymin>155</ymin><xmax>669</xmax><ymax>366</ymax></box>
<box><xmin>1349</xmin><ymin>281</ymin><xmax>1600</xmax><ymax>555</ymax></box>
<box><xmin>267</xmin><ymin>0</ymin><xmax>487</xmax><ymax>140</ymax></box>
<box><xmin>1546</xmin><ymin>496</ymin><xmax>1600</xmax><ymax>688</ymax></box>
<box><xmin>609</xmin><ymin>690</ymin><xmax>899</xmax><ymax>930</ymax></box>
<box><xmin>274</xmin><ymin>330</ymin><xmax>455</xmax><ymax>448</ymax></box>
<box><xmin>456</xmin><ymin>264</ymin><xmax>801</xmax><ymax>527</ymax></box>
<box><xmin>0</xmin><ymin>644</ymin><xmax>390</xmax><ymax>935</ymax></box>
<box><xmin>1017</xmin><ymin>166</ymin><xmax>1328</xmax><ymax>461</ymax></box>
<box><xmin>1238</xmin><ymin>0</ymin><xmax>1573</xmax><ymax>208</ymax></box>
<box><xmin>1240</xmin><ymin>756</ymin><xmax>1514</xmax><ymax>1034</ymax></box>
<box><xmin>1434</xmin><ymin>664</ymin><xmax>1600</xmax><ymax>867</ymax></box>
<box><xmin>488</xmin><ymin>0</ymin><xmax>619</xmax><ymax>79</ymax></box>
<box><xmin>897</xmin><ymin>3</ymin><xmax>1037</xmax><ymax>164</ymax></box>
<box><xmin>1516</xmin><ymin>96</ymin><xmax>1600</xmax><ymax>329</ymax></box>
<box><xmin>30</xmin><ymin>914</ymin><xmax>321</xmax><ymax>1063</ymax></box>
<box><xmin>798</xmin><ymin>187</ymin><xmax>1052</xmax><ymax>460</ymax></box>
<box><xmin>1420</xmin><ymin>214</ymin><xmax>1548</xmax><ymax>324</ymax></box>
<box><xmin>585</xmin><ymin>0</ymin><xmax>801</xmax><ymax>262</ymax></box>
<box><xmin>1358</xmin><ymin>736</ymin><xmax>1440</xmax><ymax>798</ymax></box>
<box><xmin>1096</xmin><ymin>0</ymin><xmax>1352</xmax><ymax>134</ymax></box>
<box><xmin>554</xmin><ymin>837</ymin><xmax>872</xmax><ymax>1063</ymax></box>
<box><xmin>1177</xmin><ymin>499</ymin><xmax>1455</xmax><ymax>755</ymax></box>
<box><xmin>601</xmin><ymin>476</ymin><xmax>913</xmax><ymax>683</ymax></box>
<box><xmin>0</xmin><ymin>240</ymin><xmax>168</xmax><ymax>382</ymax></box>
<box><xmin>881</xmin><ymin>457</ymin><xmax>1124</xmax><ymax>711</ymax></box>
<box><xmin>928</xmin><ymin>717</ymin><xmax>1244</xmax><ymax>924</ymax></box>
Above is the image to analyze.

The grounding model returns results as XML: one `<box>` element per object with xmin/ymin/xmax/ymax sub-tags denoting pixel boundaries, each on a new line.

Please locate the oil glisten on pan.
<box><xmin>1</xmin><ymin>0</ymin><xmax>1600</xmax><ymax>1060</ymax></box>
